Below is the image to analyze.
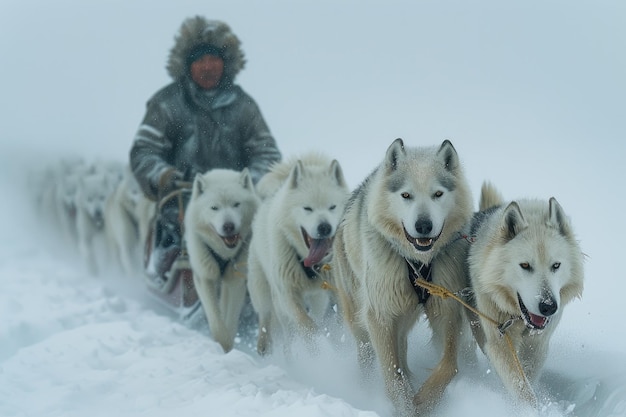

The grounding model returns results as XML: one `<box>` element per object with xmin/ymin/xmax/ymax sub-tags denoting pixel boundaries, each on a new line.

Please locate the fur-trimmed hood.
<box><xmin>166</xmin><ymin>16</ymin><xmax>246</xmax><ymax>83</ymax></box>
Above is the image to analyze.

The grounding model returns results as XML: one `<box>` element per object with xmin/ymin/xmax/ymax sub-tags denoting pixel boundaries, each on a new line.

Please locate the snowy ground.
<box><xmin>2</xmin><ymin>1</ymin><xmax>626</xmax><ymax>416</ymax></box>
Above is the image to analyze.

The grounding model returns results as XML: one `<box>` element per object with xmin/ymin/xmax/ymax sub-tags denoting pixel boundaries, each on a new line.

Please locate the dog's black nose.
<box><xmin>539</xmin><ymin>296</ymin><xmax>558</xmax><ymax>316</ymax></box>
<box><xmin>223</xmin><ymin>222</ymin><xmax>235</xmax><ymax>235</ymax></box>
<box><xmin>317</xmin><ymin>222</ymin><xmax>332</xmax><ymax>238</ymax></box>
<box><xmin>415</xmin><ymin>217</ymin><xmax>433</xmax><ymax>235</ymax></box>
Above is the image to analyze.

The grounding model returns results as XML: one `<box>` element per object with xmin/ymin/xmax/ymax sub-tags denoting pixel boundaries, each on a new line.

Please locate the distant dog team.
<box><xmin>33</xmin><ymin>138</ymin><xmax>584</xmax><ymax>416</ymax></box>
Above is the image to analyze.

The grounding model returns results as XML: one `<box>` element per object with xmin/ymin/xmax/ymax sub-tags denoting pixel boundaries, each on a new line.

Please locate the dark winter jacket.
<box><xmin>130</xmin><ymin>16</ymin><xmax>281</xmax><ymax>201</ymax></box>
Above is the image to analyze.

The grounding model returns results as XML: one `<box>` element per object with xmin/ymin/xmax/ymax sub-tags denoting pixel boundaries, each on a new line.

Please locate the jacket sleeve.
<box><xmin>239</xmin><ymin>96</ymin><xmax>282</xmax><ymax>183</ymax></box>
<box><xmin>129</xmin><ymin>95</ymin><xmax>178</xmax><ymax>201</ymax></box>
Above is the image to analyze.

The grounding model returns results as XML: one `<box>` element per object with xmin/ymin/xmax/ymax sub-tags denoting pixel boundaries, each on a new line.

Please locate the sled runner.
<box><xmin>142</xmin><ymin>184</ymin><xmax>204</xmax><ymax>324</ymax></box>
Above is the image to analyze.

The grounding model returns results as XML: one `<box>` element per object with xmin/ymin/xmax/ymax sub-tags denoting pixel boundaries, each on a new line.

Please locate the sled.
<box><xmin>142</xmin><ymin>184</ymin><xmax>205</xmax><ymax>325</ymax></box>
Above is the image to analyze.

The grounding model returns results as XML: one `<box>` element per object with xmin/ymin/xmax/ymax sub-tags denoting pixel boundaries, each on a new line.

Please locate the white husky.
<box><xmin>247</xmin><ymin>153</ymin><xmax>350</xmax><ymax>356</ymax></box>
<box><xmin>105</xmin><ymin>166</ymin><xmax>155</xmax><ymax>277</ymax></box>
<box><xmin>31</xmin><ymin>158</ymin><xmax>80</xmax><ymax>228</ymax></box>
<box><xmin>465</xmin><ymin>182</ymin><xmax>585</xmax><ymax>409</ymax></box>
<box><xmin>184</xmin><ymin>168</ymin><xmax>259</xmax><ymax>353</ymax></box>
<box><xmin>332</xmin><ymin>139</ymin><xmax>474</xmax><ymax>415</ymax></box>
<box><xmin>52</xmin><ymin>159</ymin><xmax>88</xmax><ymax>247</ymax></box>
<box><xmin>75</xmin><ymin>171</ymin><xmax>112</xmax><ymax>275</ymax></box>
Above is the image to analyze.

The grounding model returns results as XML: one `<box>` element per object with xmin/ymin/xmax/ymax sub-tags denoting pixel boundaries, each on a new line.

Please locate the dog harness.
<box><xmin>407</xmin><ymin>260</ymin><xmax>432</xmax><ymax>304</ymax></box>
<box><xmin>204</xmin><ymin>243</ymin><xmax>232</xmax><ymax>276</ymax></box>
<box><xmin>300</xmin><ymin>260</ymin><xmax>324</xmax><ymax>280</ymax></box>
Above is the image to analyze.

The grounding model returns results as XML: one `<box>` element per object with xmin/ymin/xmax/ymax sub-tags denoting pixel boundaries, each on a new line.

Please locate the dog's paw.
<box><xmin>256</xmin><ymin>329</ymin><xmax>271</xmax><ymax>356</ymax></box>
<box><xmin>211</xmin><ymin>326</ymin><xmax>234</xmax><ymax>353</ymax></box>
<box><xmin>413</xmin><ymin>381</ymin><xmax>447</xmax><ymax>416</ymax></box>
<box><xmin>412</xmin><ymin>392</ymin><xmax>435</xmax><ymax>416</ymax></box>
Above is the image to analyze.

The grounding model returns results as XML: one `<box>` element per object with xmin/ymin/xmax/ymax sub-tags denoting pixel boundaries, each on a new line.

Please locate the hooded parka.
<box><xmin>130</xmin><ymin>16</ymin><xmax>281</xmax><ymax>200</ymax></box>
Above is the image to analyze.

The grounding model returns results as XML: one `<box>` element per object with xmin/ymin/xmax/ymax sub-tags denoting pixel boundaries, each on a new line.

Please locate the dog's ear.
<box><xmin>501</xmin><ymin>201</ymin><xmax>528</xmax><ymax>241</ymax></box>
<box><xmin>288</xmin><ymin>160</ymin><xmax>304</xmax><ymax>189</ymax></box>
<box><xmin>437</xmin><ymin>140</ymin><xmax>460</xmax><ymax>173</ymax></box>
<box><xmin>548</xmin><ymin>197</ymin><xmax>572</xmax><ymax>237</ymax></box>
<box><xmin>329</xmin><ymin>159</ymin><xmax>347</xmax><ymax>188</ymax></box>
<box><xmin>193</xmin><ymin>173</ymin><xmax>204</xmax><ymax>196</ymax></box>
<box><xmin>385</xmin><ymin>138</ymin><xmax>406</xmax><ymax>173</ymax></box>
<box><xmin>240</xmin><ymin>167</ymin><xmax>254</xmax><ymax>191</ymax></box>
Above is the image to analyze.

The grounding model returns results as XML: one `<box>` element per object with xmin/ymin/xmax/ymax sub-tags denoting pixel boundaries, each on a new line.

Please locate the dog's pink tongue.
<box><xmin>303</xmin><ymin>238</ymin><xmax>332</xmax><ymax>267</ymax></box>
<box><xmin>528</xmin><ymin>312</ymin><xmax>548</xmax><ymax>328</ymax></box>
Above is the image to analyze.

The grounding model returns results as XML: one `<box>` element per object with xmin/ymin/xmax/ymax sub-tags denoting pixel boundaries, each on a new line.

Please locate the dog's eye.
<box><xmin>233</xmin><ymin>202</ymin><xmax>240</xmax><ymax>208</ymax></box>
<box><xmin>433</xmin><ymin>190</ymin><xmax>444</xmax><ymax>198</ymax></box>
<box><xmin>211</xmin><ymin>206</ymin><xmax>218</xmax><ymax>211</ymax></box>
<box><xmin>552</xmin><ymin>262</ymin><xmax>561</xmax><ymax>271</ymax></box>
<box><xmin>304</xmin><ymin>207</ymin><xmax>313</xmax><ymax>212</ymax></box>
<box><xmin>519</xmin><ymin>262</ymin><xmax>531</xmax><ymax>270</ymax></box>
<box><xmin>401</xmin><ymin>192</ymin><xmax>411</xmax><ymax>199</ymax></box>
<box><xmin>329</xmin><ymin>204</ymin><xmax>336</xmax><ymax>210</ymax></box>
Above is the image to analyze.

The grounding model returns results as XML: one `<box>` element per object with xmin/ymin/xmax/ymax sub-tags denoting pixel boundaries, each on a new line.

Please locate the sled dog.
<box><xmin>34</xmin><ymin>165</ymin><xmax>63</xmax><ymax>232</ymax></box>
<box><xmin>105</xmin><ymin>166</ymin><xmax>153</xmax><ymax>277</ymax></box>
<box><xmin>465</xmin><ymin>182</ymin><xmax>584</xmax><ymax>408</ymax></box>
<box><xmin>53</xmin><ymin>159</ymin><xmax>87</xmax><ymax>247</ymax></box>
<box><xmin>75</xmin><ymin>171</ymin><xmax>112</xmax><ymax>275</ymax></box>
<box><xmin>184</xmin><ymin>168</ymin><xmax>259</xmax><ymax>353</ymax></box>
<box><xmin>247</xmin><ymin>153</ymin><xmax>350</xmax><ymax>356</ymax></box>
<box><xmin>332</xmin><ymin>138</ymin><xmax>473</xmax><ymax>415</ymax></box>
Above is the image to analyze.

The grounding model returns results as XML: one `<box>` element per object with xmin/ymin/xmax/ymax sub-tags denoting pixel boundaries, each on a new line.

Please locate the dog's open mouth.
<box><xmin>221</xmin><ymin>234</ymin><xmax>241</xmax><ymax>249</ymax></box>
<box><xmin>403</xmin><ymin>226</ymin><xmax>441</xmax><ymax>252</ymax></box>
<box><xmin>301</xmin><ymin>227</ymin><xmax>332</xmax><ymax>267</ymax></box>
<box><xmin>518</xmin><ymin>294</ymin><xmax>550</xmax><ymax>330</ymax></box>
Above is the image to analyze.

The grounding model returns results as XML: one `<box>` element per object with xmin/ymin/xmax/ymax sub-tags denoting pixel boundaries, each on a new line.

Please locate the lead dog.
<box><xmin>247</xmin><ymin>153</ymin><xmax>350</xmax><ymax>357</ymax></box>
<box><xmin>184</xmin><ymin>168</ymin><xmax>259</xmax><ymax>353</ymax></box>
<box><xmin>332</xmin><ymin>138</ymin><xmax>473</xmax><ymax>415</ymax></box>
<box><xmin>465</xmin><ymin>182</ymin><xmax>584</xmax><ymax>409</ymax></box>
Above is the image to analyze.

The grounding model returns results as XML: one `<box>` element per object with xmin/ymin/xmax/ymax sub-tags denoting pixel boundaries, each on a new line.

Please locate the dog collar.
<box><xmin>407</xmin><ymin>259</ymin><xmax>432</xmax><ymax>304</ymax></box>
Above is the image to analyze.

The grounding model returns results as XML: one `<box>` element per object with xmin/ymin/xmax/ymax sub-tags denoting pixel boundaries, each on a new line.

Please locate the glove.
<box><xmin>157</xmin><ymin>168</ymin><xmax>183</xmax><ymax>198</ymax></box>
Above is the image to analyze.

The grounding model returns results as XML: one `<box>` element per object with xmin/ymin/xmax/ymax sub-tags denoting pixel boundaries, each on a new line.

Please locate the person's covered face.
<box><xmin>190</xmin><ymin>54</ymin><xmax>224</xmax><ymax>90</ymax></box>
